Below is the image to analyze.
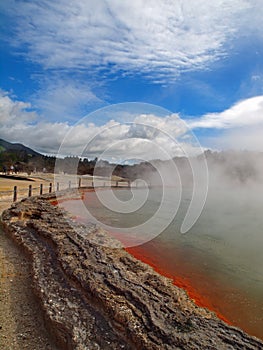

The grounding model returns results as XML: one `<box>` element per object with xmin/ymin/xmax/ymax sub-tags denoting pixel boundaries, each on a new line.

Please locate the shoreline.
<box><xmin>1</xmin><ymin>193</ymin><xmax>263</xmax><ymax>349</ymax></box>
<box><xmin>126</xmin><ymin>246</ymin><xmax>231</xmax><ymax>325</ymax></box>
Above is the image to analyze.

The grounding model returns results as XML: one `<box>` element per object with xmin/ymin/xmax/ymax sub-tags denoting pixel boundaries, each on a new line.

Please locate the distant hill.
<box><xmin>0</xmin><ymin>139</ymin><xmax>41</xmax><ymax>157</ymax></box>
<box><xmin>0</xmin><ymin>138</ymin><xmax>44</xmax><ymax>173</ymax></box>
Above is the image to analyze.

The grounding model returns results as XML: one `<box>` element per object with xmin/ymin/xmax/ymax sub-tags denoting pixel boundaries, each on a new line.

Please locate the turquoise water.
<box><xmin>60</xmin><ymin>186</ymin><xmax>263</xmax><ymax>339</ymax></box>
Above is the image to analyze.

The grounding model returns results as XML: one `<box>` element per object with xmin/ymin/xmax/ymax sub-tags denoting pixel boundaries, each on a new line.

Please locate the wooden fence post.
<box><xmin>78</xmin><ymin>178</ymin><xmax>81</xmax><ymax>188</ymax></box>
<box><xmin>40</xmin><ymin>184</ymin><xmax>43</xmax><ymax>195</ymax></box>
<box><xmin>28</xmin><ymin>185</ymin><xmax>32</xmax><ymax>197</ymax></box>
<box><xmin>13</xmin><ymin>186</ymin><xmax>17</xmax><ymax>202</ymax></box>
<box><xmin>68</xmin><ymin>180</ymin><xmax>71</xmax><ymax>189</ymax></box>
<box><xmin>57</xmin><ymin>182</ymin><xmax>59</xmax><ymax>191</ymax></box>
<box><xmin>49</xmin><ymin>183</ymin><xmax>52</xmax><ymax>193</ymax></box>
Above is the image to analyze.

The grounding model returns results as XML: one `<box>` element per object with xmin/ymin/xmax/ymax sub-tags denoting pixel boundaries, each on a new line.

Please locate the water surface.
<box><xmin>60</xmin><ymin>187</ymin><xmax>263</xmax><ymax>340</ymax></box>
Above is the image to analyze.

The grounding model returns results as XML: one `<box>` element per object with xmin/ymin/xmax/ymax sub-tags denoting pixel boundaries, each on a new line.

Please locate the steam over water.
<box><xmin>61</xmin><ymin>185</ymin><xmax>263</xmax><ymax>340</ymax></box>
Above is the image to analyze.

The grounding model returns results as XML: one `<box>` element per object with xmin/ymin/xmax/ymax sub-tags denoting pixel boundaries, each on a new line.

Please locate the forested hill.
<box><xmin>0</xmin><ymin>138</ymin><xmax>41</xmax><ymax>158</ymax></box>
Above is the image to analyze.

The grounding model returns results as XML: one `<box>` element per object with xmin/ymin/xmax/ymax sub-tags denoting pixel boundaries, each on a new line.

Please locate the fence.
<box><xmin>0</xmin><ymin>178</ymin><xmax>132</xmax><ymax>205</ymax></box>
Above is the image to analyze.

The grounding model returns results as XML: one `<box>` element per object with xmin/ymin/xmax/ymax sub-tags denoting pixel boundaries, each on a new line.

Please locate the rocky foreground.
<box><xmin>1</xmin><ymin>195</ymin><xmax>263</xmax><ymax>350</ymax></box>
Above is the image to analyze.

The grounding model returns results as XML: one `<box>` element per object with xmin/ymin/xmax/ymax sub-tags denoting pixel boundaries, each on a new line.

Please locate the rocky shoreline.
<box><xmin>1</xmin><ymin>194</ymin><xmax>263</xmax><ymax>349</ymax></box>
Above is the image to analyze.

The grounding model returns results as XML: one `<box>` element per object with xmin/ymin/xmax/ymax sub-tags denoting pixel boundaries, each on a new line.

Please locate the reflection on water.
<box><xmin>60</xmin><ymin>187</ymin><xmax>263</xmax><ymax>340</ymax></box>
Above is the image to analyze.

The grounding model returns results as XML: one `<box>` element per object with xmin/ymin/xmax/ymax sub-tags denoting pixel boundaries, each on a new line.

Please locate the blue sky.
<box><xmin>1</xmin><ymin>0</ymin><xmax>263</xmax><ymax>160</ymax></box>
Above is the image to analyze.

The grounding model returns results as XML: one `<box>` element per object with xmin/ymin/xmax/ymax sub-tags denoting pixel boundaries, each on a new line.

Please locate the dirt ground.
<box><xmin>0</xmin><ymin>173</ymin><xmax>55</xmax><ymax>213</ymax></box>
<box><xmin>0</xmin><ymin>174</ymin><xmax>58</xmax><ymax>350</ymax></box>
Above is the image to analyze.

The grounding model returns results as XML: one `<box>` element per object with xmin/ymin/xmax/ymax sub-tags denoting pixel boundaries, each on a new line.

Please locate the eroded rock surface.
<box><xmin>1</xmin><ymin>195</ymin><xmax>263</xmax><ymax>350</ymax></box>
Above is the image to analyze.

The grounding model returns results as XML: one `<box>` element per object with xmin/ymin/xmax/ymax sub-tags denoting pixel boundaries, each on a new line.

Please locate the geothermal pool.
<box><xmin>59</xmin><ymin>186</ymin><xmax>263</xmax><ymax>340</ymax></box>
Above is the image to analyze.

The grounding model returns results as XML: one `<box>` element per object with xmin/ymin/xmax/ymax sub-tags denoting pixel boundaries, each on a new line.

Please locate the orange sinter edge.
<box><xmin>126</xmin><ymin>246</ymin><xmax>231</xmax><ymax>325</ymax></box>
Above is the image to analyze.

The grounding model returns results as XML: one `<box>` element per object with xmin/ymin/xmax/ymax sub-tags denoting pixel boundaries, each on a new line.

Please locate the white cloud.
<box><xmin>0</xmin><ymin>90</ymin><xmax>36</xmax><ymax>125</ymax></box>
<box><xmin>0</xmin><ymin>91</ymin><xmax>201</xmax><ymax>159</ymax></box>
<box><xmin>188</xmin><ymin>96</ymin><xmax>263</xmax><ymax>129</ymax></box>
<box><xmin>57</xmin><ymin>112</ymin><xmax>200</xmax><ymax>161</ymax></box>
<box><xmin>4</xmin><ymin>0</ymin><xmax>259</xmax><ymax>82</ymax></box>
<box><xmin>0</xmin><ymin>91</ymin><xmax>69</xmax><ymax>152</ymax></box>
<box><xmin>133</xmin><ymin>113</ymin><xmax>188</xmax><ymax>138</ymax></box>
<box><xmin>188</xmin><ymin>95</ymin><xmax>263</xmax><ymax>152</ymax></box>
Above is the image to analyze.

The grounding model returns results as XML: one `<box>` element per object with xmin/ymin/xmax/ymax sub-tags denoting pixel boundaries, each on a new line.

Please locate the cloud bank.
<box><xmin>1</xmin><ymin>91</ymin><xmax>263</xmax><ymax>159</ymax></box>
<box><xmin>0</xmin><ymin>91</ymin><xmax>201</xmax><ymax>160</ymax></box>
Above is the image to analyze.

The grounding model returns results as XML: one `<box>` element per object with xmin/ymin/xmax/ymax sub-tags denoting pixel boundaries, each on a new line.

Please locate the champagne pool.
<box><xmin>58</xmin><ymin>186</ymin><xmax>263</xmax><ymax>341</ymax></box>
